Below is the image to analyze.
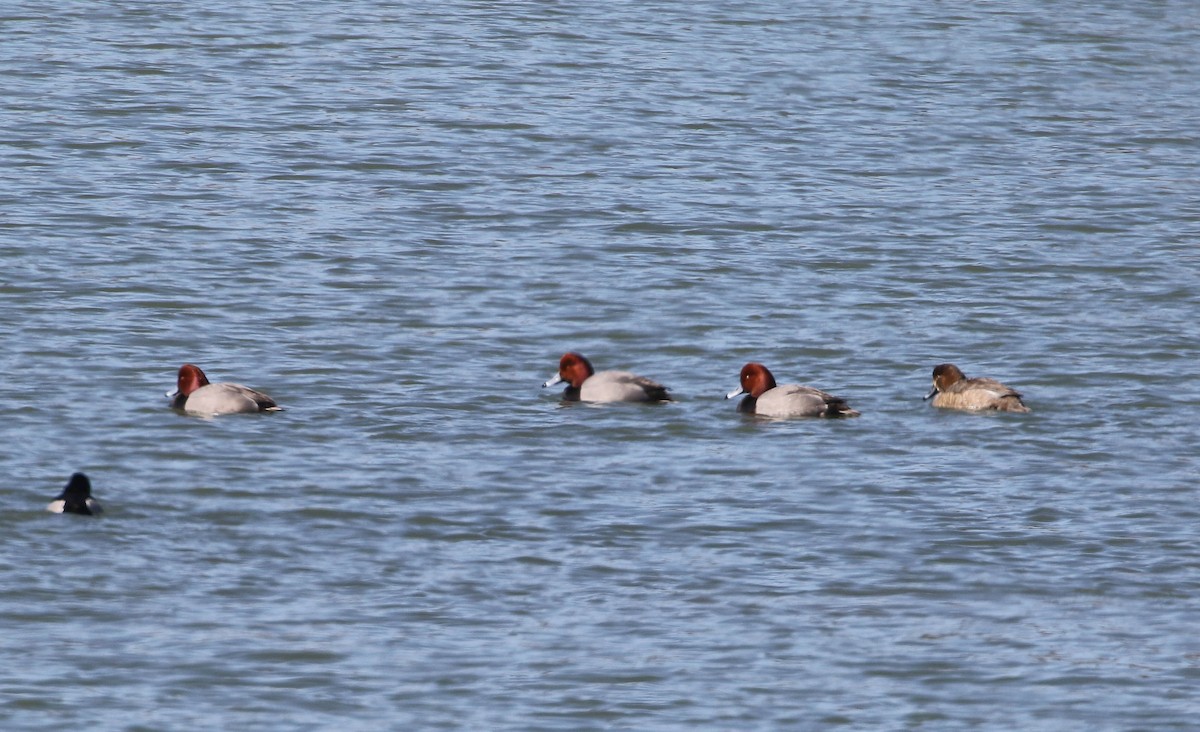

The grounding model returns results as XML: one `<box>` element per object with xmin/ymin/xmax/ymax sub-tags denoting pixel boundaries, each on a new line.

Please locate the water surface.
<box><xmin>1</xmin><ymin>1</ymin><xmax>1198</xmax><ymax>729</ymax></box>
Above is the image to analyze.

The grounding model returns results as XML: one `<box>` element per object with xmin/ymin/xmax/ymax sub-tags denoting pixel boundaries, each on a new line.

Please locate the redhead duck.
<box><xmin>542</xmin><ymin>352</ymin><xmax>671</xmax><ymax>403</ymax></box>
<box><xmin>726</xmin><ymin>362</ymin><xmax>860</xmax><ymax>418</ymax></box>
<box><xmin>924</xmin><ymin>363</ymin><xmax>1030</xmax><ymax>413</ymax></box>
<box><xmin>47</xmin><ymin>472</ymin><xmax>102</xmax><ymax>516</ymax></box>
<box><xmin>168</xmin><ymin>363</ymin><xmax>281</xmax><ymax>415</ymax></box>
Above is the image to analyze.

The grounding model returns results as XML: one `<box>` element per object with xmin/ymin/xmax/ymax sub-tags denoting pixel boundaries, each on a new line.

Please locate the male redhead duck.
<box><xmin>542</xmin><ymin>352</ymin><xmax>672</xmax><ymax>403</ymax></box>
<box><xmin>726</xmin><ymin>363</ymin><xmax>860</xmax><ymax>418</ymax></box>
<box><xmin>168</xmin><ymin>363</ymin><xmax>282</xmax><ymax>415</ymax></box>
<box><xmin>924</xmin><ymin>363</ymin><xmax>1030</xmax><ymax>413</ymax></box>
<box><xmin>47</xmin><ymin>472</ymin><xmax>103</xmax><ymax>516</ymax></box>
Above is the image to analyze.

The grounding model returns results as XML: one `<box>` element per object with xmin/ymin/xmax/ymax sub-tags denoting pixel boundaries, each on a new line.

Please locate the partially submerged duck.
<box><xmin>168</xmin><ymin>363</ymin><xmax>282</xmax><ymax>416</ymax></box>
<box><xmin>47</xmin><ymin>472</ymin><xmax>103</xmax><ymax>516</ymax></box>
<box><xmin>924</xmin><ymin>363</ymin><xmax>1030</xmax><ymax>413</ymax></box>
<box><xmin>543</xmin><ymin>352</ymin><xmax>671</xmax><ymax>403</ymax></box>
<box><xmin>727</xmin><ymin>363</ymin><xmax>860</xmax><ymax>418</ymax></box>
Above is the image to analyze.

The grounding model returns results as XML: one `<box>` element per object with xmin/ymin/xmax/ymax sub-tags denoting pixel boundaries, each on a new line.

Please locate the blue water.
<box><xmin>1</xmin><ymin>1</ymin><xmax>1198</xmax><ymax>729</ymax></box>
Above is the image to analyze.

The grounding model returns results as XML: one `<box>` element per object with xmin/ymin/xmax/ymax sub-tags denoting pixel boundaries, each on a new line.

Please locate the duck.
<box><xmin>168</xmin><ymin>363</ymin><xmax>282</xmax><ymax>415</ymax></box>
<box><xmin>924</xmin><ymin>363</ymin><xmax>1030</xmax><ymax>412</ymax></box>
<box><xmin>542</xmin><ymin>352</ymin><xmax>671</xmax><ymax>403</ymax></box>
<box><xmin>726</xmin><ymin>362</ymin><xmax>860</xmax><ymax>417</ymax></box>
<box><xmin>47</xmin><ymin>472</ymin><xmax>103</xmax><ymax>516</ymax></box>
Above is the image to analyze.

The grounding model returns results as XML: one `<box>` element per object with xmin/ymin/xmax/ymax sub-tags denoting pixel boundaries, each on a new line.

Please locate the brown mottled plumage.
<box><xmin>924</xmin><ymin>363</ymin><xmax>1030</xmax><ymax>413</ymax></box>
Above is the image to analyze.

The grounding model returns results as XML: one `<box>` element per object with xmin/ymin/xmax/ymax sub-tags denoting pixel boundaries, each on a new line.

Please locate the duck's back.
<box><xmin>184</xmin><ymin>382</ymin><xmax>279</xmax><ymax>414</ymax></box>
<box><xmin>934</xmin><ymin>377</ymin><xmax>1029</xmax><ymax>412</ymax></box>
<box><xmin>755</xmin><ymin>384</ymin><xmax>859</xmax><ymax>417</ymax></box>
<box><xmin>579</xmin><ymin>371</ymin><xmax>670</xmax><ymax>403</ymax></box>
